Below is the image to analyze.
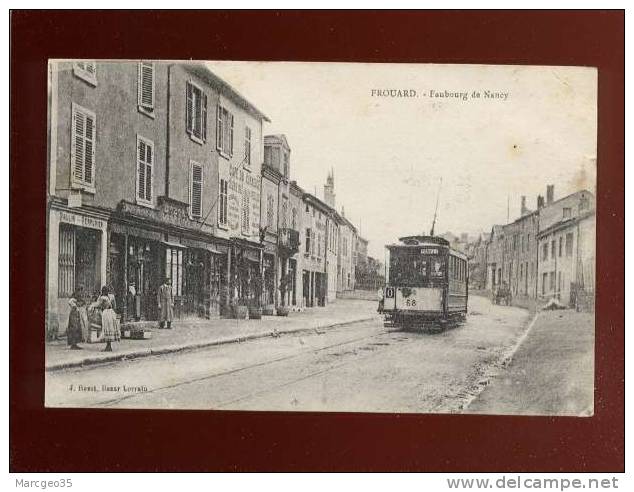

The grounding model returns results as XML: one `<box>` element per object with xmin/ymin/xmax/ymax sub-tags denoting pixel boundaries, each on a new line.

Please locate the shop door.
<box><xmin>129</xmin><ymin>239</ymin><xmax>160</xmax><ymax>320</ymax></box>
<box><xmin>184</xmin><ymin>250</ymin><xmax>207</xmax><ymax>318</ymax></box>
<box><xmin>75</xmin><ymin>228</ymin><xmax>100</xmax><ymax>298</ymax></box>
<box><xmin>303</xmin><ymin>271</ymin><xmax>310</xmax><ymax>307</ymax></box>
<box><xmin>107</xmin><ymin>233</ymin><xmax>125</xmax><ymax>314</ymax></box>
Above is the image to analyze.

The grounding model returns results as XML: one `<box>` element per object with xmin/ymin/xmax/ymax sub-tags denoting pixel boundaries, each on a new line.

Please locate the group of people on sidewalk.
<box><xmin>66</xmin><ymin>278</ymin><xmax>175</xmax><ymax>352</ymax></box>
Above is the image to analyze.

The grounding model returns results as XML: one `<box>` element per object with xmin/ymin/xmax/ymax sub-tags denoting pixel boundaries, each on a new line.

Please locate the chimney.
<box><xmin>521</xmin><ymin>196</ymin><xmax>527</xmax><ymax>216</ymax></box>
<box><xmin>546</xmin><ymin>185</ymin><xmax>554</xmax><ymax>205</ymax></box>
<box><xmin>537</xmin><ymin>195</ymin><xmax>545</xmax><ymax>209</ymax></box>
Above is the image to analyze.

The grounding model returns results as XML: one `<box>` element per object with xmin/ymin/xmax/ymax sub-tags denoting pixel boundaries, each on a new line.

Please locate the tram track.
<box><xmin>97</xmin><ymin>322</ymin><xmax>397</xmax><ymax>408</ymax></box>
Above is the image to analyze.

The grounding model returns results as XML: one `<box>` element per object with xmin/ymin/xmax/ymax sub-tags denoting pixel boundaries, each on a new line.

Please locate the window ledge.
<box><xmin>188</xmin><ymin>133</ymin><xmax>205</xmax><ymax>146</ymax></box>
<box><xmin>217</xmin><ymin>223</ymin><xmax>229</xmax><ymax>231</ymax></box>
<box><xmin>73</xmin><ymin>69</ymin><xmax>97</xmax><ymax>87</ymax></box>
<box><xmin>136</xmin><ymin>199</ymin><xmax>154</xmax><ymax>209</ymax></box>
<box><xmin>218</xmin><ymin>150</ymin><xmax>233</xmax><ymax>161</ymax></box>
<box><xmin>71</xmin><ymin>183</ymin><xmax>96</xmax><ymax>195</ymax></box>
<box><xmin>138</xmin><ymin>106</ymin><xmax>156</xmax><ymax>119</ymax></box>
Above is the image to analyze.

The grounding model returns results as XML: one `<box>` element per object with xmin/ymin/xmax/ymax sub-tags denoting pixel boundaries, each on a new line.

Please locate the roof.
<box><xmin>537</xmin><ymin>209</ymin><xmax>595</xmax><ymax>238</ymax></box>
<box><xmin>182</xmin><ymin>63</ymin><xmax>270</xmax><ymax>122</ymax></box>
<box><xmin>542</xmin><ymin>189</ymin><xmax>595</xmax><ymax>209</ymax></box>
<box><xmin>303</xmin><ymin>193</ymin><xmax>333</xmax><ymax>215</ymax></box>
<box><xmin>264</xmin><ymin>134</ymin><xmax>290</xmax><ymax>149</ymax></box>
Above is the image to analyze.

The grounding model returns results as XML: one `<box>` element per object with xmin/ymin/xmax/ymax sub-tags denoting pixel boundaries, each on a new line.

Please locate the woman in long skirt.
<box><xmin>66</xmin><ymin>290</ymin><xmax>84</xmax><ymax>350</ymax></box>
<box><xmin>91</xmin><ymin>286</ymin><xmax>120</xmax><ymax>352</ymax></box>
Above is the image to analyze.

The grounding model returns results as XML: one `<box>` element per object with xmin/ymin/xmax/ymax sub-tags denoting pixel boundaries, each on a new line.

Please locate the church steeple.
<box><xmin>324</xmin><ymin>168</ymin><xmax>336</xmax><ymax>208</ymax></box>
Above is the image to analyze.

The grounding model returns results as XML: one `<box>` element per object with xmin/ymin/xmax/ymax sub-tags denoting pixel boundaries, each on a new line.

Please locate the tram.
<box><xmin>378</xmin><ymin>235</ymin><xmax>468</xmax><ymax>329</ymax></box>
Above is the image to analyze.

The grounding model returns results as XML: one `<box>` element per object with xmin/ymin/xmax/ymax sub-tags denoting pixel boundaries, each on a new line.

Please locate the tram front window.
<box><xmin>389</xmin><ymin>251</ymin><xmax>445</xmax><ymax>286</ymax></box>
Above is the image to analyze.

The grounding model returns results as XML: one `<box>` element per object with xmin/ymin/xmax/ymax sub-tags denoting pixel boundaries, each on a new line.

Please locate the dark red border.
<box><xmin>10</xmin><ymin>10</ymin><xmax>624</xmax><ymax>472</ymax></box>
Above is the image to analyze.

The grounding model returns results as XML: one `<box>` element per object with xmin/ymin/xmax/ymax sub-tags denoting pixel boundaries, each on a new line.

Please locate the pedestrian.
<box><xmin>157</xmin><ymin>277</ymin><xmax>174</xmax><ymax>329</ymax></box>
<box><xmin>90</xmin><ymin>285</ymin><xmax>121</xmax><ymax>352</ymax></box>
<box><xmin>66</xmin><ymin>290</ymin><xmax>84</xmax><ymax>350</ymax></box>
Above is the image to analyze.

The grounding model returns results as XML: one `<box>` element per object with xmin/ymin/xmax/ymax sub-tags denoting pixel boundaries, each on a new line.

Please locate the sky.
<box><xmin>208</xmin><ymin>62</ymin><xmax>597</xmax><ymax>260</ymax></box>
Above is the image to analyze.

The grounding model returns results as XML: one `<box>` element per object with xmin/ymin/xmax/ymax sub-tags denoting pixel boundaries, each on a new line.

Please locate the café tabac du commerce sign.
<box><xmin>117</xmin><ymin>197</ymin><xmax>207</xmax><ymax>232</ymax></box>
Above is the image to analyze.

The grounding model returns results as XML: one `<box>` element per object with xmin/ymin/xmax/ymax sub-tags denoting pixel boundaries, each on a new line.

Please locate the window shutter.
<box><xmin>229</xmin><ymin>114</ymin><xmax>234</xmax><ymax>155</ymax></box>
<box><xmin>72</xmin><ymin>109</ymin><xmax>85</xmax><ymax>183</ymax></box>
<box><xmin>202</xmin><ymin>93</ymin><xmax>208</xmax><ymax>141</ymax></box>
<box><xmin>216</xmin><ymin>105</ymin><xmax>222</xmax><ymax>150</ymax></box>
<box><xmin>83</xmin><ymin>113</ymin><xmax>95</xmax><ymax>185</ymax></box>
<box><xmin>85</xmin><ymin>62</ymin><xmax>96</xmax><ymax>76</ymax></box>
<box><xmin>137</xmin><ymin>139</ymin><xmax>146</xmax><ymax>200</ymax></box>
<box><xmin>186</xmin><ymin>82</ymin><xmax>193</xmax><ymax>134</ymax></box>
<box><xmin>190</xmin><ymin>163</ymin><xmax>203</xmax><ymax>217</ymax></box>
<box><xmin>138</xmin><ymin>62</ymin><xmax>154</xmax><ymax>111</ymax></box>
<box><xmin>145</xmin><ymin>143</ymin><xmax>153</xmax><ymax>201</ymax></box>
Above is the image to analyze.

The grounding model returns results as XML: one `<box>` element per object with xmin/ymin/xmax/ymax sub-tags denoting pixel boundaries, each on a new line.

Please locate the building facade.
<box><xmin>301</xmin><ymin>194</ymin><xmax>330</xmax><ymax>307</ymax></box>
<box><xmin>536</xmin><ymin>188</ymin><xmax>595</xmax><ymax>305</ymax></box>
<box><xmin>502</xmin><ymin>196</ymin><xmax>539</xmax><ymax>298</ymax></box>
<box><xmin>261</xmin><ymin>135</ymin><xmax>301</xmax><ymax>309</ymax></box>
<box><xmin>337</xmin><ymin>211</ymin><xmax>357</xmax><ymax>293</ymax></box>
<box><xmin>46</xmin><ymin>60</ymin><xmax>269</xmax><ymax>338</ymax></box>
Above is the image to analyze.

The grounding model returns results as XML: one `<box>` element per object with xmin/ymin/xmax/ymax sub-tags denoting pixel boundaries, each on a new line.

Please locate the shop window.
<box><xmin>218</xmin><ymin>178</ymin><xmax>228</xmax><ymax>227</ymax></box>
<box><xmin>137</xmin><ymin>61</ymin><xmax>155</xmax><ymax>116</ymax></box>
<box><xmin>73</xmin><ymin>61</ymin><xmax>97</xmax><ymax>85</ymax></box>
<box><xmin>58</xmin><ymin>224</ymin><xmax>100</xmax><ymax>298</ymax></box>
<box><xmin>58</xmin><ymin>225</ymin><xmax>75</xmax><ymax>297</ymax></box>
<box><xmin>189</xmin><ymin>162</ymin><xmax>203</xmax><ymax>218</ymax></box>
<box><xmin>186</xmin><ymin>81</ymin><xmax>207</xmax><ymax>143</ymax></box>
<box><xmin>136</xmin><ymin>136</ymin><xmax>154</xmax><ymax>205</ymax></box>
<box><xmin>71</xmin><ymin>103</ymin><xmax>96</xmax><ymax>189</ymax></box>
<box><xmin>166</xmin><ymin>248</ymin><xmax>183</xmax><ymax>296</ymax></box>
<box><xmin>216</xmin><ymin>104</ymin><xmax>233</xmax><ymax>155</ymax></box>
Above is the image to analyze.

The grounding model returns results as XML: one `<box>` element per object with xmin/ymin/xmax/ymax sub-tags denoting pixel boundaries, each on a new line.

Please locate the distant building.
<box><xmin>536</xmin><ymin>188</ymin><xmax>595</xmax><ymax>305</ymax></box>
<box><xmin>502</xmin><ymin>196</ymin><xmax>539</xmax><ymax>297</ymax></box>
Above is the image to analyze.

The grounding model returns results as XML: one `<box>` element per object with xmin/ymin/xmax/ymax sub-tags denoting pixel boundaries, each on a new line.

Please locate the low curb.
<box><xmin>45</xmin><ymin>316</ymin><xmax>378</xmax><ymax>372</ymax></box>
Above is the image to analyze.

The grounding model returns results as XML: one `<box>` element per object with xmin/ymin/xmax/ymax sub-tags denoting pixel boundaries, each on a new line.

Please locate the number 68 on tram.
<box><xmin>378</xmin><ymin>235</ymin><xmax>468</xmax><ymax>327</ymax></box>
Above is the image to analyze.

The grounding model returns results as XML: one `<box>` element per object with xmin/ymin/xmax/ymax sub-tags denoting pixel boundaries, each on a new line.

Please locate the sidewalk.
<box><xmin>46</xmin><ymin>299</ymin><xmax>379</xmax><ymax>371</ymax></box>
<box><xmin>465</xmin><ymin>307</ymin><xmax>595</xmax><ymax>416</ymax></box>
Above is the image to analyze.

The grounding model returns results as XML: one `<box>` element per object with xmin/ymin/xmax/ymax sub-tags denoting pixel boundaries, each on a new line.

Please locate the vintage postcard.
<box><xmin>44</xmin><ymin>60</ymin><xmax>597</xmax><ymax>415</ymax></box>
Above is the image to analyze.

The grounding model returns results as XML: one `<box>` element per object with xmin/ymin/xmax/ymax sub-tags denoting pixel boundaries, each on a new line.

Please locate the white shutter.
<box><xmin>72</xmin><ymin>109</ymin><xmax>85</xmax><ymax>183</ymax></box>
<box><xmin>83</xmin><ymin>113</ymin><xmax>95</xmax><ymax>185</ymax></box>
<box><xmin>216</xmin><ymin>105</ymin><xmax>222</xmax><ymax>150</ymax></box>
<box><xmin>145</xmin><ymin>142</ymin><xmax>153</xmax><ymax>201</ymax></box>
<box><xmin>137</xmin><ymin>136</ymin><xmax>154</xmax><ymax>203</ymax></box>
<box><xmin>229</xmin><ymin>113</ymin><xmax>234</xmax><ymax>155</ymax></box>
<box><xmin>202</xmin><ymin>92</ymin><xmax>208</xmax><ymax>141</ymax></box>
<box><xmin>71</xmin><ymin>103</ymin><xmax>96</xmax><ymax>187</ymax></box>
<box><xmin>186</xmin><ymin>82</ymin><xmax>193</xmax><ymax>134</ymax></box>
<box><xmin>190</xmin><ymin>162</ymin><xmax>203</xmax><ymax>217</ymax></box>
<box><xmin>137</xmin><ymin>139</ymin><xmax>146</xmax><ymax>201</ymax></box>
<box><xmin>138</xmin><ymin>62</ymin><xmax>154</xmax><ymax>111</ymax></box>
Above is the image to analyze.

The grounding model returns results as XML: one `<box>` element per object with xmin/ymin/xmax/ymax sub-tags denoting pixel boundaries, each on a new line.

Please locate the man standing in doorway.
<box><xmin>157</xmin><ymin>277</ymin><xmax>174</xmax><ymax>329</ymax></box>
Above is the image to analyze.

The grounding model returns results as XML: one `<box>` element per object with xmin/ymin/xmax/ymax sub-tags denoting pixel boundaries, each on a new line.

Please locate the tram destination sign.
<box><xmin>420</xmin><ymin>248</ymin><xmax>440</xmax><ymax>255</ymax></box>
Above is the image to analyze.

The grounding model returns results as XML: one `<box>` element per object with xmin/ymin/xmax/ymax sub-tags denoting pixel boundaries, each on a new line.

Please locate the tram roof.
<box><xmin>386</xmin><ymin>235</ymin><xmax>467</xmax><ymax>260</ymax></box>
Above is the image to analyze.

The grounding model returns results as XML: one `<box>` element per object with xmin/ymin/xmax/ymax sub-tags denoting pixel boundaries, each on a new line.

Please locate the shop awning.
<box><xmin>162</xmin><ymin>240</ymin><xmax>187</xmax><ymax>249</ymax></box>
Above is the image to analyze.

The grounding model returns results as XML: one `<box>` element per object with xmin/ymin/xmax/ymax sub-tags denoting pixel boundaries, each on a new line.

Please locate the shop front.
<box><xmin>47</xmin><ymin>202</ymin><xmax>109</xmax><ymax>338</ymax></box>
<box><xmin>229</xmin><ymin>237</ymin><xmax>263</xmax><ymax>310</ymax></box>
<box><xmin>110</xmin><ymin>198</ymin><xmax>227</xmax><ymax>322</ymax></box>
